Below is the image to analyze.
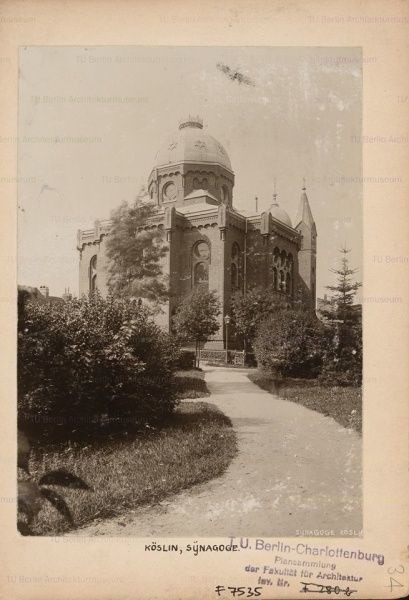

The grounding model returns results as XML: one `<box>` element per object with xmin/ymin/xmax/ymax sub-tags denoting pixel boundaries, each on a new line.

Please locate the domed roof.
<box><xmin>269</xmin><ymin>196</ymin><xmax>292</xmax><ymax>227</ymax></box>
<box><xmin>154</xmin><ymin>116</ymin><xmax>232</xmax><ymax>172</ymax></box>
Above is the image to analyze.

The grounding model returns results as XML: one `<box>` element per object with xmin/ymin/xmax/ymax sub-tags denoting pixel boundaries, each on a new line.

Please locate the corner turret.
<box><xmin>295</xmin><ymin>183</ymin><xmax>317</xmax><ymax>308</ymax></box>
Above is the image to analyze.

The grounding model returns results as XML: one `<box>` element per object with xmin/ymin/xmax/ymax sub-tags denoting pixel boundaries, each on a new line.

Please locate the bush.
<box><xmin>230</xmin><ymin>286</ymin><xmax>279</xmax><ymax>352</ymax></box>
<box><xmin>319</xmin><ymin>323</ymin><xmax>362</xmax><ymax>387</ymax></box>
<box><xmin>253</xmin><ymin>308</ymin><xmax>324</xmax><ymax>378</ymax></box>
<box><xmin>176</xmin><ymin>350</ymin><xmax>196</xmax><ymax>370</ymax></box>
<box><xmin>18</xmin><ymin>291</ymin><xmax>180</xmax><ymax>441</ymax></box>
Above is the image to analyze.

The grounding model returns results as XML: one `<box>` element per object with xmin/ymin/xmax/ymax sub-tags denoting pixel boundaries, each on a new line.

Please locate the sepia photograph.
<box><xmin>17</xmin><ymin>45</ymin><xmax>363</xmax><ymax>539</ymax></box>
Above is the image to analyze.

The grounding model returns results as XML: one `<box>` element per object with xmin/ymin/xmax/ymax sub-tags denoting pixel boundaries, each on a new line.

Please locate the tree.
<box><xmin>230</xmin><ymin>286</ymin><xmax>282</xmax><ymax>353</ymax></box>
<box><xmin>173</xmin><ymin>289</ymin><xmax>221</xmax><ymax>367</ymax></box>
<box><xmin>253</xmin><ymin>307</ymin><xmax>323</xmax><ymax>378</ymax></box>
<box><xmin>319</xmin><ymin>247</ymin><xmax>362</xmax><ymax>386</ymax></box>
<box><xmin>105</xmin><ymin>190</ymin><xmax>168</xmax><ymax>308</ymax></box>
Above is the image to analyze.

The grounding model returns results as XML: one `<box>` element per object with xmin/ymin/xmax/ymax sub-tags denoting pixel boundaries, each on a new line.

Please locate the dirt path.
<box><xmin>69</xmin><ymin>367</ymin><xmax>362</xmax><ymax>537</ymax></box>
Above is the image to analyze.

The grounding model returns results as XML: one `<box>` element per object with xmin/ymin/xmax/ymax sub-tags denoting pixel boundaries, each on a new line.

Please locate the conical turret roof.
<box><xmin>295</xmin><ymin>184</ymin><xmax>315</xmax><ymax>229</ymax></box>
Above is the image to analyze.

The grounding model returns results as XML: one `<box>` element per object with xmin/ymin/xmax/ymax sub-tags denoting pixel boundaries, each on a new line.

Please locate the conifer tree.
<box><xmin>320</xmin><ymin>247</ymin><xmax>362</xmax><ymax>385</ymax></box>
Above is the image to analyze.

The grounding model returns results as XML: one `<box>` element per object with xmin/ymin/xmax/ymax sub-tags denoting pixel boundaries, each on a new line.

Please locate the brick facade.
<box><xmin>77</xmin><ymin>117</ymin><xmax>317</xmax><ymax>349</ymax></box>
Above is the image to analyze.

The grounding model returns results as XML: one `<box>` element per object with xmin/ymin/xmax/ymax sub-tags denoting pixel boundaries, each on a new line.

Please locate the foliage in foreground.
<box><xmin>253</xmin><ymin>308</ymin><xmax>324</xmax><ymax>378</ymax></box>
<box><xmin>248</xmin><ymin>372</ymin><xmax>362</xmax><ymax>433</ymax></box>
<box><xmin>18</xmin><ymin>291</ymin><xmax>180</xmax><ymax>441</ymax></box>
<box><xmin>28</xmin><ymin>402</ymin><xmax>237</xmax><ymax>535</ymax></box>
<box><xmin>18</xmin><ymin>432</ymin><xmax>92</xmax><ymax>535</ymax></box>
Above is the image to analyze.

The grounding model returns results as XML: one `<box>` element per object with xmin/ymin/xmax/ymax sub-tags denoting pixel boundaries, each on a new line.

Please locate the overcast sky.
<box><xmin>18</xmin><ymin>46</ymin><xmax>362</xmax><ymax>298</ymax></box>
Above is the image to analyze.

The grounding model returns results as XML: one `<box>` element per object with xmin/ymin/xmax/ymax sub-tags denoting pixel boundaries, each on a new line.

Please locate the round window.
<box><xmin>163</xmin><ymin>182</ymin><xmax>177</xmax><ymax>201</ymax></box>
<box><xmin>194</xmin><ymin>242</ymin><xmax>210</xmax><ymax>260</ymax></box>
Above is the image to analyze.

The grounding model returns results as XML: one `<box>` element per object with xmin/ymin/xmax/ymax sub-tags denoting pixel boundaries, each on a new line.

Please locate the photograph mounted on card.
<box><xmin>17</xmin><ymin>45</ymin><xmax>362</xmax><ymax>539</ymax></box>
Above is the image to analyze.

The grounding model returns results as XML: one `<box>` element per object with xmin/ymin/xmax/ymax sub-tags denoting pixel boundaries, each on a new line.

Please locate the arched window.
<box><xmin>231</xmin><ymin>263</ymin><xmax>238</xmax><ymax>289</ymax></box>
<box><xmin>288</xmin><ymin>253</ymin><xmax>293</xmax><ymax>271</ymax></box>
<box><xmin>280</xmin><ymin>249</ymin><xmax>287</xmax><ymax>265</ymax></box>
<box><xmin>231</xmin><ymin>242</ymin><xmax>241</xmax><ymax>290</ymax></box>
<box><xmin>280</xmin><ymin>270</ymin><xmax>285</xmax><ymax>292</ymax></box>
<box><xmin>273</xmin><ymin>267</ymin><xmax>278</xmax><ymax>290</ymax></box>
<box><xmin>221</xmin><ymin>185</ymin><xmax>230</xmax><ymax>205</ymax></box>
<box><xmin>89</xmin><ymin>255</ymin><xmax>97</xmax><ymax>293</ymax></box>
<box><xmin>194</xmin><ymin>262</ymin><xmax>209</xmax><ymax>285</ymax></box>
<box><xmin>286</xmin><ymin>272</ymin><xmax>292</xmax><ymax>296</ymax></box>
<box><xmin>192</xmin><ymin>241</ymin><xmax>210</xmax><ymax>289</ymax></box>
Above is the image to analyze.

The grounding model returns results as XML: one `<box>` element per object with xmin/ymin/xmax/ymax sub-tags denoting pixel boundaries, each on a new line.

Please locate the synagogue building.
<box><xmin>77</xmin><ymin>116</ymin><xmax>317</xmax><ymax>347</ymax></box>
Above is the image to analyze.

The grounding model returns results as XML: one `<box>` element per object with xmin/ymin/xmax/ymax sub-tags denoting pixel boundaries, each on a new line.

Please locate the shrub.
<box><xmin>230</xmin><ymin>286</ymin><xmax>279</xmax><ymax>352</ymax></box>
<box><xmin>176</xmin><ymin>350</ymin><xmax>196</xmax><ymax>370</ymax></box>
<box><xmin>319</xmin><ymin>322</ymin><xmax>362</xmax><ymax>387</ymax></box>
<box><xmin>18</xmin><ymin>291</ymin><xmax>180</xmax><ymax>441</ymax></box>
<box><xmin>253</xmin><ymin>308</ymin><xmax>324</xmax><ymax>378</ymax></box>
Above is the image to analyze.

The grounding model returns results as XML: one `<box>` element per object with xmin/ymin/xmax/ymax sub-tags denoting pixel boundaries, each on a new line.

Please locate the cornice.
<box><xmin>148</xmin><ymin>161</ymin><xmax>235</xmax><ymax>183</ymax></box>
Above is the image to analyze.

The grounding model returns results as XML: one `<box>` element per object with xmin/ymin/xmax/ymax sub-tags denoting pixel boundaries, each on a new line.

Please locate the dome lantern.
<box><xmin>179</xmin><ymin>116</ymin><xmax>203</xmax><ymax>130</ymax></box>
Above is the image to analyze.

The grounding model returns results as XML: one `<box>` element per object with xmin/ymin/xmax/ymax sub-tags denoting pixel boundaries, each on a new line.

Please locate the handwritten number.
<box><xmin>388</xmin><ymin>577</ymin><xmax>404</xmax><ymax>591</ymax></box>
<box><xmin>385</xmin><ymin>565</ymin><xmax>405</xmax><ymax>592</ymax></box>
<box><xmin>388</xmin><ymin>565</ymin><xmax>405</xmax><ymax>575</ymax></box>
<box><xmin>215</xmin><ymin>587</ymin><xmax>262</xmax><ymax>598</ymax></box>
<box><xmin>300</xmin><ymin>582</ymin><xmax>357</xmax><ymax>596</ymax></box>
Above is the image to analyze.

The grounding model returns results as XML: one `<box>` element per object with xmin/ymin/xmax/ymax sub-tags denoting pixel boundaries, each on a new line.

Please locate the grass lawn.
<box><xmin>248</xmin><ymin>371</ymin><xmax>362</xmax><ymax>433</ymax></box>
<box><xmin>173</xmin><ymin>369</ymin><xmax>210</xmax><ymax>400</ymax></box>
<box><xmin>27</xmin><ymin>400</ymin><xmax>236</xmax><ymax>535</ymax></box>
